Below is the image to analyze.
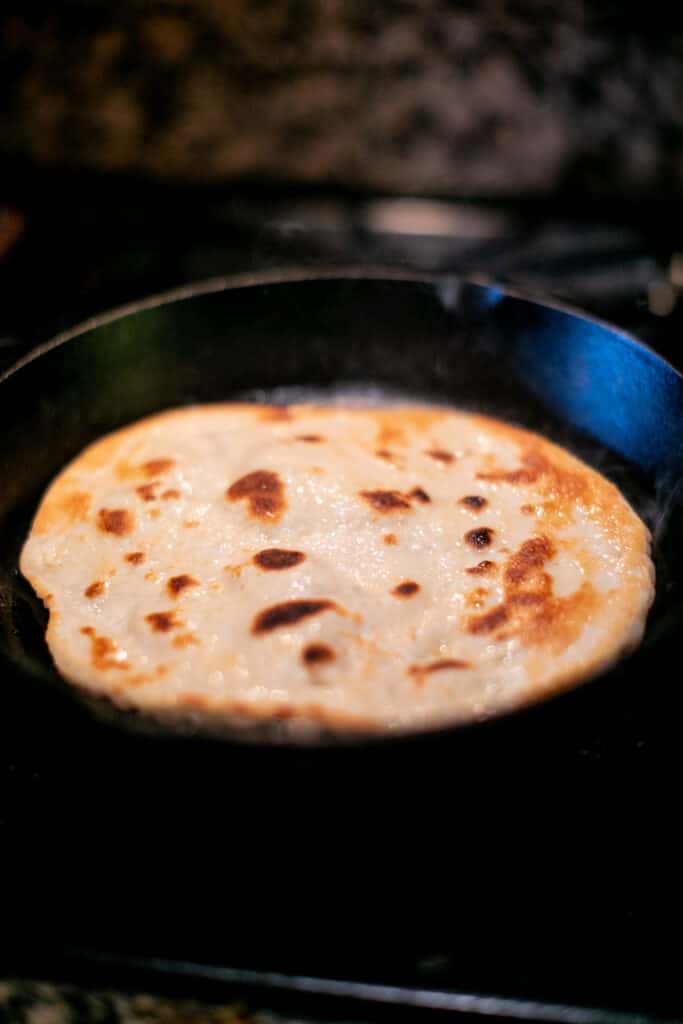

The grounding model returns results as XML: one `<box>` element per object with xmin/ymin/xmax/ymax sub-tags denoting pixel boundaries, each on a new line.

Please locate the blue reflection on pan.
<box><xmin>489</xmin><ymin>290</ymin><xmax>683</xmax><ymax>481</ymax></box>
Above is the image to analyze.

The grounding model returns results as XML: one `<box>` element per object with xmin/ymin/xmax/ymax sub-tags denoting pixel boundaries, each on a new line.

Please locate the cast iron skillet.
<box><xmin>2</xmin><ymin>271</ymin><xmax>683</xmax><ymax>978</ymax></box>
<box><xmin>1</xmin><ymin>268</ymin><xmax>681</xmax><ymax>746</ymax></box>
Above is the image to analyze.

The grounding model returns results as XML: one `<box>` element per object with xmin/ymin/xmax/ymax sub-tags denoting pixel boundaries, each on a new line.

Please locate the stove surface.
<box><xmin>1</xmin><ymin>177</ymin><xmax>681</xmax><ymax>374</ymax></box>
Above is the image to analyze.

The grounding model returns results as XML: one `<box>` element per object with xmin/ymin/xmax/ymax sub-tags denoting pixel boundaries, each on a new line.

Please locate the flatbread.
<box><xmin>20</xmin><ymin>403</ymin><xmax>654</xmax><ymax>737</ymax></box>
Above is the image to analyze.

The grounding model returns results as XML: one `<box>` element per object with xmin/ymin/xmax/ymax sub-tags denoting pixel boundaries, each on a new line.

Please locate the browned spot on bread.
<box><xmin>126</xmin><ymin>674</ymin><xmax>149</xmax><ymax>687</ymax></box>
<box><xmin>253</xmin><ymin>549</ymin><xmax>305</xmax><ymax>571</ymax></box>
<box><xmin>373</xmin><ymin>409</ymin><xmax>445</xmax><ymax>450</ymax></box>
<box><xmin>97</xmin><ymin>508</ymin><xmax>135</xmax><ymax>536</ymax></box>
<box><xmin>504</xmin><ymin>536</ymin><xmax>555</xmax><ymax>586</ymax></box>
<box><xmin>530</xmin><ymin>583</ymin><xmax>598</xmax><ymax>651</ymax></box>
<box><xmin>182</xmin><ymin>694</ymin><xmax>208</xmax><ymax>708</ymax></box>
<box><xmin>125</xmin><ymin>551</ymin><xmax>145</xmax><ymax>565</ymax></box>
<box><xmin>375</xmin><ymin>449</ymin><xmax>394</xmax><ymax>460</ymax></box>
<box><xmin>84</xmin><ymin>581</ymin><xmax>104</xmax><ymax>599</ymax></box>
<box><xmin>477</xmin><ymin>449</ymin><xmax>588</xmax><ymax>507</ymax></box>
<box><xmin>520</xmin><ymin>504</ymin><xmax>535</xmax><ymax>515</ymax></box>
<box><xmin>425</xmin><ymin>449</ymin><xmax>454</xmax><ymax>463</ymax></box>
<box><xmin>136</xmin><ymin>481</ymin><xmax>160</xmax><ymax>502</ymax></box>
<box><xmin>465</xmin><ymin>527</ymin><xmax>494</xmax><ymax>548</ymax></box>
<box><xmin>297</xmin><ymin>434</ymin><xmax>323</xmax><ymax>442</ymax></box>
<box><xmin>80</xmin><ymin>626</ymin><xmax>129</xmax><ymax>670</ymax></box>
<box><xmin>34</xmin><ymin>490</ymin><xmax>92</xmax><ymax>534</ymax></box>
<box><xmin>273</xmin><ymin>705</ymin><xmax>296</xmax><ymax>719</ymax></box>
<box><xmin>376</xmin><ymin>424</ymin><xmax>405</xmax><ymax>447</ymax></box>
<box><xmin>466</xmin><ymin>532</ymin><xmax>596</xmax><ymax>652</ymax></box>
<box><xmin>227</xmin><ymin>470</ymin><xmax>286</xmax><ymax>522</ymax></box>
<box><xmin>393</xmin><ymin>581</ymin><xmax>420</xmax><ymax>597</ymax></box>
<box><xmin>65</xmin><ymin>492</ymin><xmax>91</xmax><ymax>520</ymax></box>
<box><xmin>534</xmin><ymin>501</ymin><xmax>577</xmax><ymax>530</ymax></box>
<box><xmin>173</xmin><ymin>632</ymin><xmax>200</xmax><ymax>648</ymax></box>
<box><xmin>466</xmin><ymin>587</ymin><xmax>489</xmax><ymax>609</ymax></box>
<box><xmin>384</xmin><ymin>533</ymin><xmax>398</xmax><ymax>545</ymax></box>
<box><xmin>145</xmin><ymin>610</ymin><xmax>181</xmax><ymax>633</ymax></box>
<box><xmin>115</xmin><ymin>461</ymin><xmax>136</xmax><ymax>481</ymax></box>
<box><xmin>128</xmin><ymin>663</ymin><xmax>169</xmax><ymax>687</ymax></box>
<box><xmin>142</xmin><ymin>458</ymin><xmax>175</xmax><ymax>477</ymax></box>
<box><xmin>468</xmin><ymin>605</ymin><xmax>510</xmax><ymax>634</ymax></box>
<box><xmin>252</xmin><ymin>599</ymin><xmax>335</xmax><ymax>635</ymax></box>
<box><xmin>302</xmin><ymin>643</ymin><xmax>335</xmax><ymax>666</ymax></box>
<box><xmin>410</xmin><ymin>658</ymin><xmax>470</xmax><ymax>675</ymax></box>
<box><xmin>360</xmin><ymin>484</ymin><xmax>431</xmax><ymax>513</ymax></box>
<box><xmin>90</xmin><ymin>636</ymin><xmax>127</xmax><ymax>670</ymax></box>
<box><xmin>167</xmin><ymin>573</ymin><xmax>198</xmax><ymax>598</ymax></box>
<box><xmin>184</xmin><ymin>520</ymin><xmax>199</xmax><ymax>528</ymax></box>
<box><xmin>477</xmin><ymin>449</ymin><xmax>548</xmax><ymax>486</ymax></box>
<box><xmin>261</xmin><ymin>406</ymin><xmax>292</xmax><ymax>422</ymax></box>
<box><xmin>360</xmin><ymin>490</ymin><xmax>411</xmax><ymax>513</ymax></box>
<box><xmin>466</xmin><ymin>560</ymin><xmax>497</xmax><ymax>576</ymax></box>
<box><xmin>460</xmin><ymin>495</ymin><xmax>487</xmax><ymax>510</ymax></box>
<box><xmin>409</xmin><ymin>659</ymin><xmax>470</xmax><ymax>686</ymax></box>
<box><xmin>162</xmin><ymin>489</ymin><xmax>180</xmax><ymax>500</ymax></box>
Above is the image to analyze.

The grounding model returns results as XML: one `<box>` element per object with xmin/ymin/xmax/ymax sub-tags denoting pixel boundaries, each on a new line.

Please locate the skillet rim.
<box><xmin>1</xmin><ymin>265</ymin><xmax>681</xmax><ymax>387</ymax></box>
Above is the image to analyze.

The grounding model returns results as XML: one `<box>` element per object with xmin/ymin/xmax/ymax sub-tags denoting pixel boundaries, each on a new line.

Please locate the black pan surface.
<box><xmin>2</xmin><ymin>271</ymin><xmax>683</xmax><ymax>1021</ymax></box>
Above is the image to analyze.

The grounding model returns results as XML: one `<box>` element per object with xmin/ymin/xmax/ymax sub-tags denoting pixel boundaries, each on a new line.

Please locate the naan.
<box><xmin>20</xmin><ymin>404</ymin><xmax>654</xmax><ymax>737</ymax></box>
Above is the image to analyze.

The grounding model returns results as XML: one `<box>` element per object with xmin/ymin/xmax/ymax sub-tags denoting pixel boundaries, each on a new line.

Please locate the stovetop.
<box><xmin>1</xmin><ymin>176</ymin><xmax>681</xmax><ymax>375</ymax></box>
<box><xmin>1</xmin><ymin>177</ymin><xmax>683</xmax><ymax>1024</ymax></box>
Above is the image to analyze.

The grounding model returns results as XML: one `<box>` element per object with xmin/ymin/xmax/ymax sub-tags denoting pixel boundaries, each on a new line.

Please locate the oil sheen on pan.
<box><xmin>19</xmin><ymin>403</ymin><xmax>655</xmax><ymax>739</ymax></box>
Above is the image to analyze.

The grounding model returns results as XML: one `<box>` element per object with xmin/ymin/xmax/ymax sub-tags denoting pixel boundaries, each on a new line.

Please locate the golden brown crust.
<box><xmin>80</xmin><ymin>626</ymin><xmax>130</xmax><ymax>671</ymax></box>
<box><xmin>32</xmin><ymin>489</ymin><xmax>91</xmax><ymax>536</ymax></box>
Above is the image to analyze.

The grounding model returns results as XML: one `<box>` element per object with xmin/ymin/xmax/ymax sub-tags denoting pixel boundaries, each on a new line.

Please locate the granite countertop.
<box><xmin>0</xmin><ymin>979</ymin><xmax>299</xmax><ymax>1024</ymax></box>
<box><xmin>1</xmin><ymin>1</ymin><xmax>681</xmax><ymax>199</ymax></box>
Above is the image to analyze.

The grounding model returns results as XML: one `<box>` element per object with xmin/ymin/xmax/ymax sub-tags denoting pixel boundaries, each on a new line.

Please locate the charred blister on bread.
<box><xmin>253</xmin><ymin>549</ymin><xmax>305</xmax><ymax>571</ymax></box>
<box><xmin>392</xmin><ymin>581</ymin><xmax>420</xmax><ymax>598</ymax></box>
<box><xmin>97</xmin><ymin>508</ymin><xmax>135</xmax><ymax>536</ymax></box>
<box><xmin>252</xmin><ymin>600</ymin><xmax>336</xmax><ymax>635</ymax></box>
<box><xmin>227</xmin><ymin>470</ymin><xmax>286</xmax><ymax>522</ymax></box>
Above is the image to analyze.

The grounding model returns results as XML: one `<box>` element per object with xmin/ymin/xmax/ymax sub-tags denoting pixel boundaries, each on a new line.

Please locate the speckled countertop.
<box><xmin>1</xmin><ymin>0</ymin><xmax>681</xmax><ymax>198</ymax></box>
<box><xmin>0</xmin><ymin>980</ymin><xmax>302</xmax><ymax>1024</ymax></box>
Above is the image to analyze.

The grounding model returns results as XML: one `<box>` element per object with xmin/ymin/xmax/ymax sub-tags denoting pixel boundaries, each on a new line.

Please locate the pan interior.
<box><xmin>0</xmin><ymin>274</ymin><xmax>680</xmax><ymax>744</ymax></box>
